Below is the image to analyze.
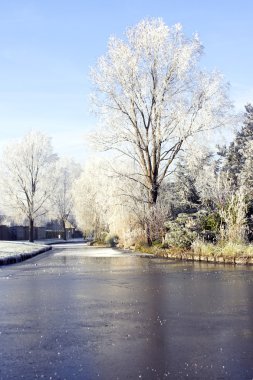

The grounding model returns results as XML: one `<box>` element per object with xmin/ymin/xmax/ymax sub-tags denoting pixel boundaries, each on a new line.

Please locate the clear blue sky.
<box><xmin>0</xmin><ymin>0</ymin><xmax>252</xmax><ymax>162</ymax></box>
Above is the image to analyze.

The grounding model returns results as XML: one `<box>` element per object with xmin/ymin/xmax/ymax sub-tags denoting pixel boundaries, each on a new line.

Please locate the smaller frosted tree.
<box><xmin>218</xmin><ymin>104</ymin><xmax>253</xmax><ymax>188</ymax></box>
<box><xmin>0</xmin><ymin>131</ymin><xmax>58</xmax><ymax>242</ymax></box>
<box><xmin>52</xmin><ymin>158</ymin><xmax>81</xmax><ymax>240</ymax></box>
<box><xmin>72</xmin><ymin>159</ymin><xmax>111</xmax><ymax>239</ymax></box>
<box><xmin>72</xmin><ymin>158</ymin><xmax>169</xmax><ymax>246</ymax></box>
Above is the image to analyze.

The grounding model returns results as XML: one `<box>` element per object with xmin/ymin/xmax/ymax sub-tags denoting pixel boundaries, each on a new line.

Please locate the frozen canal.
<box><xmin>0</xmin><ymin>243</ymin><xmax>253</xmax><ymax>379</ymax></box>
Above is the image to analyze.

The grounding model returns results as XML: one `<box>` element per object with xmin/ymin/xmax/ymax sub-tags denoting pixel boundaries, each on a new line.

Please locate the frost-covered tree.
<box><xmin>218</xmin><ymin>104</ymin><xmax>253</xmax><ymax>188</ymax></box>
<box><xmin>72</xmin><ymin>159</ymin><xmax>110</xmax><ymax>239</ymax></box>
<box><xmin>52</xmin><ymin>158</ymin><xmax>81</xmax><ymax>240</ymax></box>
<box><xmin>0</xmin><ymin>131</ymin><xmax>58</xmax><ymax>242</ymax></box>
<box><xmin>172</xmin><ymin>144</ymin><xmax>214</xmax><ymax>210</ymax></box>
<box><xmin>72</xmin><ymin>157</ymin><xmax>171</xmax><ymax>246</ymax></box>
<box><xmin>90</xmin><ymin>18</ymin><xmax>233</xmax><ymax>207</ymax></box>
<box><xmin>240</xmin><ymin>140</ymin><xmax>253</xmax><ymax>195</ymax></box>
<box><xmin>214</xmin><ymin>104</ymin><xmax>253</xmax><ymax>239</ymax></box>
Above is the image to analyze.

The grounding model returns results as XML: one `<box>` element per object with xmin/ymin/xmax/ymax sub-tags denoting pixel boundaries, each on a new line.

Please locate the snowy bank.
<box><xmin>0</xmin><ymin>241</ymin><xmax>52</xmax><ymax>265</ymax></box>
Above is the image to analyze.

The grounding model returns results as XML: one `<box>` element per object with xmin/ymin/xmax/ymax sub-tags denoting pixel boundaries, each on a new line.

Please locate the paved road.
<box><xmin>0</xmin><ymin>243</ymin><xmax>253</xmax><ymax>380</ymax></box>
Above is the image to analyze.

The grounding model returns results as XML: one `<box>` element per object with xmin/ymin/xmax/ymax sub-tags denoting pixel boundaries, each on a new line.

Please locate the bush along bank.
<box><xmin>135</xmin><ymin>241</ymin><xmax>253</xmax><ymax>265</ymax></box>
<box><xmin>137</xmin><ymin>205</ymin><xmax>253</xmax><ymax>265</ymax></box>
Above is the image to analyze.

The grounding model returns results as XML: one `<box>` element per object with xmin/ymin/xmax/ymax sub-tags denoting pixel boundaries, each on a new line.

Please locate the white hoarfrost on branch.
<box><xmin>89</xmin><ymin>18</ymin><xmax>234</xmax><ymax>206</ymax></box>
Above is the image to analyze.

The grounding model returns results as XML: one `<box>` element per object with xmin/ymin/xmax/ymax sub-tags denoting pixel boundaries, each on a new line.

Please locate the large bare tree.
<box><xmin>90</xmin><ymin>19</ymin><xmax>233</xmax><ymax>206</ymax></box>
<box><xmin>0</xmin><ymin>131</ymin><xmax>58</xmax><ymax>242</ymax></box>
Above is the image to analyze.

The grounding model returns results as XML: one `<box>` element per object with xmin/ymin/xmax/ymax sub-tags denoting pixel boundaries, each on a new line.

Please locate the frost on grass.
<box><xmin>0</xmin><ymin>241</ymin><xmax>47</xmax><ymax>259</ymax></box>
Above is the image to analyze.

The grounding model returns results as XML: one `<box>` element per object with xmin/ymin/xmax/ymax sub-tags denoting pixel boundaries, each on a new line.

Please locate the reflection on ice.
<box><xmin>0</xmin><ymin>245</ymin><xmax>253</xmax><ymax>379</ymax></box>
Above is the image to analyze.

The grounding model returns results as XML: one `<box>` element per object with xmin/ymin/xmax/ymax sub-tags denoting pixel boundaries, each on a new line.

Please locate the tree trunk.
<box><xmin>145</xmin><ymin>223</ymin><xmax>152</xmax><ymax>246</ymax></box>
<box><xmin>145</xmin><ymin>186</ymin><xmax>158</xmax><ymax>246</ymax></box>
<box><xmin>62</xmin><ymin>219</ymin><xmax>67</xmax><ymax>241</ymax></box>
<box><xmin>29</xmin><ymin>218</ymin><xmax>34</xmax><ymax>242</ymax></box>
<box><xmin>149</xmin><ymin>183</ymin><xmax>158</xmax><ymax>204</ymax></box>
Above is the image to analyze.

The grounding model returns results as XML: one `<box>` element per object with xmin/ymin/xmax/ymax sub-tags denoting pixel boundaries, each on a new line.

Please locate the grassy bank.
<box><xmin>134</xmin><ymin>241</ymin><xmax>253</xmax><ymax>265</ymax></box>
<box><xmin>0</xmin><ymin>241</ymin><xmax>52</xmax><ymax>265</ymax></box>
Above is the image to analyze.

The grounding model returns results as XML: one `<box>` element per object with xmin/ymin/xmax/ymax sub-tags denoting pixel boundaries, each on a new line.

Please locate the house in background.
<box><xmin>45</xmin><ymin>220</ymin><xmax>83</xmax><ymax>240</ymax></box>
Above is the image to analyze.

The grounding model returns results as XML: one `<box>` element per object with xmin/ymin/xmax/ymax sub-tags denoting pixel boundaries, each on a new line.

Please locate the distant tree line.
<box><xmin>0</xmin><ymin>131</ymin><xmax>81</xmax><ymax>242</ymax></box>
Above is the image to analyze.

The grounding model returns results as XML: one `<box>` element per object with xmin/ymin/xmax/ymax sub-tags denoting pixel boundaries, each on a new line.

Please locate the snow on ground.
<box><xmin>0</xmin><ymin>239</ymin><xmax>85</xmax><ymax>265</ymax></box>
<box><xmin>0</xmin><ymin>241</ymin><xmax>47</xmax><ymax>259</ymax></box>
<box><xmin>0</xmin><ymin>241</ymin><xmax>52</xmax><ymax>265</ymax></box>
<box><xmin>53</xmin><ymin>244</ymin><xmax>131</xmax><ymax>257</ymax></box>
<box><xmin>36</xmin><ymin>238</ymin><xmax>84</xmax><ymax>245</ymax></box>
